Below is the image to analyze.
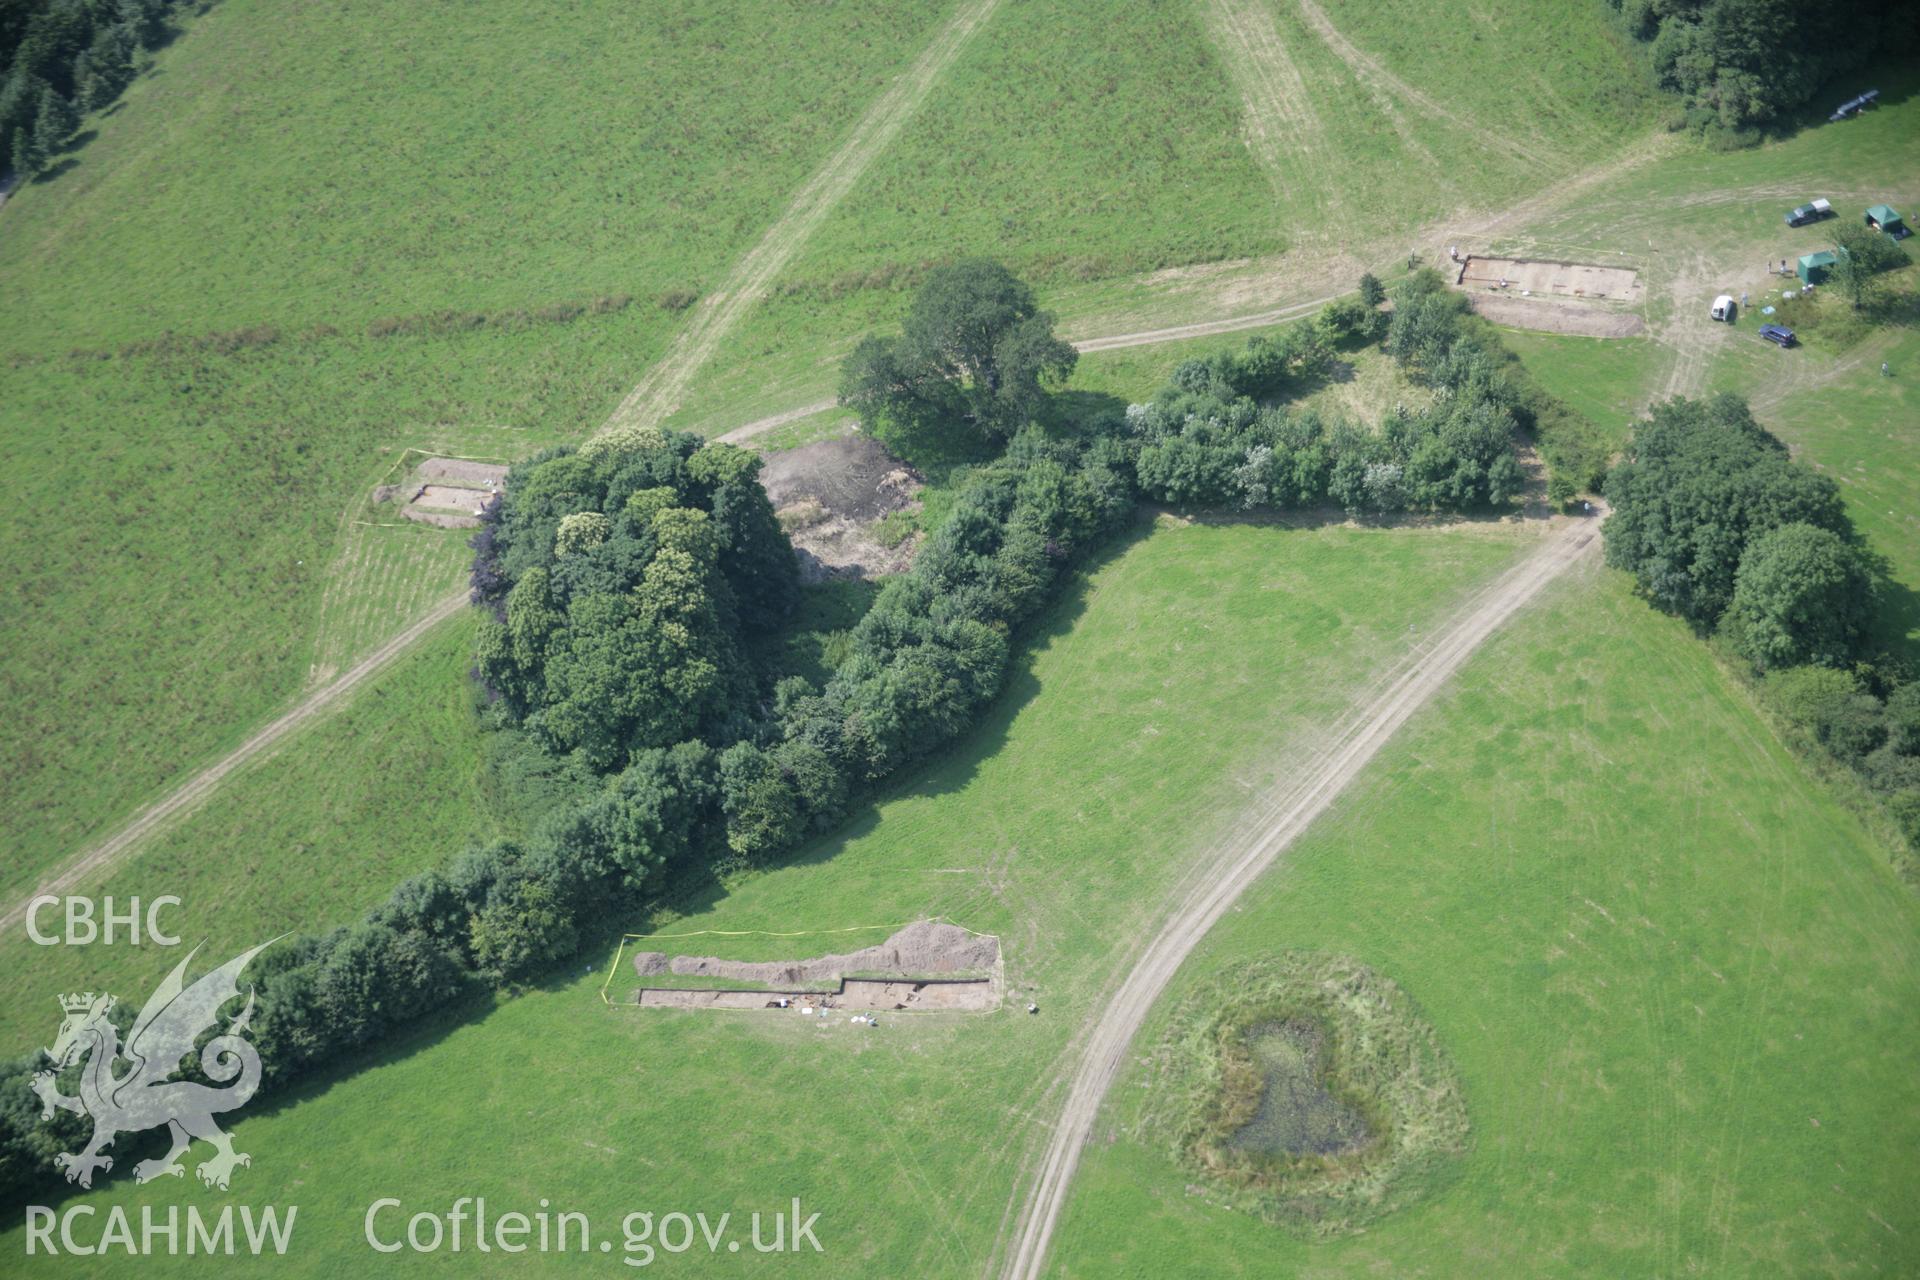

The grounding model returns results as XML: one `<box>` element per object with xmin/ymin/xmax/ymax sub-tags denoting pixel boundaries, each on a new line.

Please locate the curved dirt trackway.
<box><xmin>0</xmin><ymin>589</ymin><xmax>471</xmax><ymax>932</ymax></box>
<box><xmin>999</xmin><ymin>513</ymin><xmax>1602</xmax><ymax>1280</ymax></box>
<box><xmin>15</xmin><ymin>121</ymin><xmax>1674</xmax><ymax>944</ymax></box>
<box><xmin>716</xmin><ymin>398</ymin><xmax>840</xmax><ymax>445</ymax></box>
<box><xmin>6</xmin><ymin>287</ymin><xmax>1351</xmax><ymax>911</ymax></box>
<box><xmin>6</xmin><ymin>0</ymin><xmax>1007</xmax><ymax>916</ymax></box>
<box><xmin>597</xmin><ymin>0</ymin><xmax>1005</xmax><ymax>438</ymax></box>
<box><xmin>1068</xmin><ymin>292</ymin><xmax>1340</xmax><ymax>354</ymax></box>
<box><xmin>717</xmin><ymin>293</ymin><xmax>1346</xmax><ymax>445</ymax></box>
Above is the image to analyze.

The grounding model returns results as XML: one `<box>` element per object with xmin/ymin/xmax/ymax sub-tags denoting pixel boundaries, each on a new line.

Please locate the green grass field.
<box><xmin>8</xmin><ymin>5</ymin><xmax>1920</xmax><ymax>1275</ymax></box>
<box><xmin>1049</xmin><ymin>563</ymin><xmax>1920</xmax><ymax>1277</ymax></box>
<box><xmin>661</xmin><ymin>0</ymin><xmax>1655</xmax><ymax>436</ymax></box>
<box><xmin>0</xmin><ymin>319</ymin><xmax>635</xmax><ymax>901</ymax></box>
<box><xmin>1498</xmin><ymin>330</ymin><xmax>1662</xmax><ymax>434</ymax></box>
<box><xmin>1483</xmin><ymin>76</ymin><xmax>1920</xmax><ymax>642</ymax></box>
<box><xmin>0</xmin><ymin>614</ymin><xmax>492</xmax><ymax>1045</ymax></box>
<box><xmin>0</xmin><ymin>0</ymin><xmax>1675</xmax><ymax>904</ymax></box>
<box><xmin>0</xmin><ymin>0</ymin><xmax>963</xmax><ymax>902</ymax></box>
<box><xmin>1761</xmin><ymin>326</ymin><xmax>1920</xmax><ymax>653</ymax></box>
<box><xmin>0</xmin><ymin>0</ymin><xmax>952</xmax><ymax>347</ymax></box>
<box><xmin>2</xmin><ymin>521</ymin><xmax>1535</xmax><ymax>1275</ymax></box>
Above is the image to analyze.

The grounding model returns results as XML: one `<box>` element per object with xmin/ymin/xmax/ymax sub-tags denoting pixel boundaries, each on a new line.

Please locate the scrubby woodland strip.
<box><xmin>0</xmin><ymin>262</ymin><xmax>1591</xmax><ymax>1207</ymax></box>
<box><xmin>1603</xmin><ymin>392</ymin><xmax>1920</xmax><ymax>867</ymax></box>
<box><xmin>1118</xmin><ymin>270</ymin><xmax>1609</xmax><ymax>512</ymax></box>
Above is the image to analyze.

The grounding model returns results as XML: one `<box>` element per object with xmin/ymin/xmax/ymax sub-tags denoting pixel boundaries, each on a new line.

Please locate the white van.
<box><xmin>1710</xmin><ymin>294</ymin><xmax>1735</xmax><ymax>322</ymax></box>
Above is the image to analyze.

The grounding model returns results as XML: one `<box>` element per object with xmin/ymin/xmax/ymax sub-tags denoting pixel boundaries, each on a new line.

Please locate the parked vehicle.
<box><xmin>1710</xmin><ymin>294</ymin><xmax>1735</xmax><ymax>322</ymax></box>
<box><xmin>1831</xmin><ymin>89</ymin><xmax>1879</xmax><ymax>122</ymax></box>
<box><xmin>1757</xmin><ymin>324</ymin><xmax>1797</xmax><ymax>348</ymax></box>
<box><xmin>1785</xmin><ymin>198</ymin><xmax>1832</xmax><ymax>227</ymax></box>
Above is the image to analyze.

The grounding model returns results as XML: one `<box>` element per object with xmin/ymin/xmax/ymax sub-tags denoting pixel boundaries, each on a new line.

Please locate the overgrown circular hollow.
<box><xmin>1147</xmin><ymin>953</ymin><xmax>1469</xmax><ymax>1237</ymax></box>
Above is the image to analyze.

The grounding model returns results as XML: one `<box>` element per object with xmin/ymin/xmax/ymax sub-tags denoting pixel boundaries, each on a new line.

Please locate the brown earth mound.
<box><xmin>758</xmin><ymin>435</ymin><xmax>922</xmax><ymax>581</ymax></box>
<box><xmin>632</xmin><ymin>978</ymin><xmax>996</xmax><ymax>1011</ymax></box>
<box><xmin>1457</xmin><ymin>256</ymin><xmax>1641</xmax><ymax>301</ymax></box>
<box><xmin>759</xmin><ymin>435</ymin><xmax>920</xmax><ymax>521</ymax></box>
<box><xmin>373</xmin><ymin>456</ymin><xmax>509</xmax><ymax>529</ymax></box>
<box><xmin>416</xmin><ymin>457</ymin><xmax>508</xmax><ymax>488</ymax></box>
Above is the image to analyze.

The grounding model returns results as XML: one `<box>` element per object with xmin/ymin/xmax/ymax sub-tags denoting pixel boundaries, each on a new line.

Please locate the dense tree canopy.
<box><xmin>1124</xmin><ymin>279</ymin><xmax>1521</xmax><ymax>516</ymax></box>
<box><xmin>839</xmin><ymin>258</ymin><xmax>1077</xmax><ymax>446</ymax></box>
<box><xmin>1610</xmin><ymin>0</ymin><xmax>1916</xmax><ymax>136</ymax></box>
<box><xmin>1724</xmin><ymin>521</ymin><xmax>1876</xmax><ymax>670</ymax></box>
<box><xmin>471</xmin><ymin>424</ymin><xmax>797</xmax><ymax>770</ymax></box>
<box><xmin>1603</xmin><ymin>394</ymin><xmax>1851</xmax><ymax>629</ymax></box>
<box><xmin>2</xmin><ymin>0</ymin><xmax>175</xmax><ymax>178</ymax></box>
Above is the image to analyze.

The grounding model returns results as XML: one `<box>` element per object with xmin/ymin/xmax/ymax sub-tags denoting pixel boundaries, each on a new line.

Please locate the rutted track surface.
<box><xmin>0</xmin><ymin>290</ymin><xmax>1389</xmax><ymax>912</ymax></box>
<box><xmin>598</xmin><ymin>0</ymin><xmax>1005</xmax><ymax>437</ymax></box>
<box><xmin>5</xmin><ymin>0</ymin><xmax>1008</xmax><ymax>915</ymax></box>
<box><xmin>999</xmin><ymin>513</ymin><xmax>1603</xmax><ymax>1280</ymax></box>
<box><xmin>1203</xmin><ymin>0</ymin><xmax>1329</xmax><ymax>206</ymax></box>
<box><xmin>1293</xmin><ymin>0</ymin><xmax>1551</xmax><ymax>170</ymax></box>
<box><xmin>0</xmin><ymin>590</ymin><xmax>470</xmax><ymax>932</ymax></box>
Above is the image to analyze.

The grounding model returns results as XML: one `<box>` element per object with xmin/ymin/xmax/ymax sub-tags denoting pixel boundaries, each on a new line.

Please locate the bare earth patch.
<box><xmin>759</xmin><ymin>434</ymin><xmax>923</xmax><ymax>581</ymax></box>
<box><xmin>626</xmin><ymin>921</ymin><xmax>1001</xmax><ymax>1013</ymax></box>
<box><xmin>411</xmin><ymin>484</ymin><xmax>492</xmax><ymax>515</ymax></box>
<box><xmin>1468</xmin><ymin>293</ymin><xmax>1645</xmax><ymax>337</ymax></box>
<box><xmin>372</xmin><ymin>456</ymin><xmax>508</xmax><ymax>529</ymax></box>
<box><xmin>634</xmin><ymin>979</ymin><xmax>997</xmax><ymax>1012</ymax></box>
<box><xmin>1457</xmin><ymin>255</ymin><xmax>1641</xmax><ymax>301</ymax></box>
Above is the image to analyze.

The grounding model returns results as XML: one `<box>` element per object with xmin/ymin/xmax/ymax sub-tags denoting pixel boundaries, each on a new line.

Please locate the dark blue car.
<box><xmin>1758</xmin><ymin>324</ymin><xmax>1797</xmax><ymax>348</ymax></box>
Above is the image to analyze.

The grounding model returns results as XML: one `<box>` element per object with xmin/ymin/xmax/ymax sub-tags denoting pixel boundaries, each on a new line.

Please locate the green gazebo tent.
<box><xmin>1866</xmin><ymin>204</ymin><xmax>1907</xmax><ymax>236</ymax></box>
<box><xmin>1797</xmin><ymin>250</ymin><xmax>1838</xmax><ymax>285</ymax></box>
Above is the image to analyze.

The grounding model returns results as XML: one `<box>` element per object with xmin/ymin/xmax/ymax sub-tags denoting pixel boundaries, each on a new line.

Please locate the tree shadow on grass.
<box><xmin>1737</xmin><ymin>59</ymin><xmax>1918</xmax><ymax>146</ymax></box>
<box><xmin>16</xmin><ymin>984</ymin><xmax>500</xmax><ymax>1211</ymax></box>
<box><xmin>1870</xmin><ymin>570</ymin><xmax>1920</xmax><ymax>668</ymax></box>
<box><xmin>632</xmin><ymin>515</ymin><xmax>1157</xmax><ymax>933</ymax></box>
<box><xmin>627</xmin><ymin>491</ymin><xmax>1570</xmax><ymax>933</ymax></box>
<box><xmin>1047</xmin><ymin>389</ymin><xmax>1129</xmax><ymax>437</ymax></box>
<box><xmin>29</xmin><ymin>158</ymin><xmax>79</xmax><ymax>185</ymax></box>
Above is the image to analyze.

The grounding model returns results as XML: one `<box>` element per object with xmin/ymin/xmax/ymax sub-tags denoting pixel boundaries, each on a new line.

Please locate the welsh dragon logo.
<box><xmin>31</xmin><ymin>941</ymin><xmax>274</xmax><ymax>1191</ymax></box>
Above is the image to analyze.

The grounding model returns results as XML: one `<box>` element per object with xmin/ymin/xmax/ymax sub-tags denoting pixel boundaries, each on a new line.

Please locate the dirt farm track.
<box><xmin>999</xmin><ymin>511</ymin><xmax>1603</xmax><ymax>1279</ymax></box>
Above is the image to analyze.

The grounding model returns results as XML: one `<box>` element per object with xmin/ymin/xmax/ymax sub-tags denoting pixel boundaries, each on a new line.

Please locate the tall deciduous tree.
<box><xmin>1723</xmin><ymin>522</ymin><xmax>1876</xmax><ymax>670</ymax></box>
<box><xmin>840</xmin><ymin>259</ymin><xmax>1075</xmax><ymax>446</ymax></box>
<box><xmin>1604</xmin><ymin>393</ymin><xmax>1852</xmax><ymax>629</ymax></box>
<box><xmin>1828</xmin><ymin>221</ymin><xmax>1908</xmax><ymax>312</ymax></box>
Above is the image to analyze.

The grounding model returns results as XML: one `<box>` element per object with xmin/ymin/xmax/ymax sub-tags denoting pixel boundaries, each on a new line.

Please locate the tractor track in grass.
<box><xmin>3</xmin><ymin>0</ymin><xmax>1008</xmax><ymax>918</ymax></box>
<box><xmin>0</xmin><ymin>590</ymin><xmax>471</xmax><ymax>932</ymax></box>
<box><xmin>1656</xmin><ymin>251</ymin><xmax>1718</xmax><ymax>400</ymax></box>
<box><xmin>1293</xmin><ymin>0</ymin><xmax>1552</xmax><ymax>171</ymax></box>
<box><xmin>1203</xmin><ymin>0</ymin><xmax>1331</xmax><ymax>210</ymax></box>
<box><xmin>16</xmin><ymin>117</ymin><xmax>1674</xmax><ymax>944</ymax></box>
<box><xmin>597</xmin><ymin>0</ymin><xmax>1005</xmax><ymax>438</ymax></box>
<box><xmin>5</xmin><ymin>285</ymin><xmax>1354</xmax><ymax>917</ymax></box>
<box><xmin>997</xmin><ymin>510</ymin><xmax>1603</xmax><ymax>1280</ymax></box>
